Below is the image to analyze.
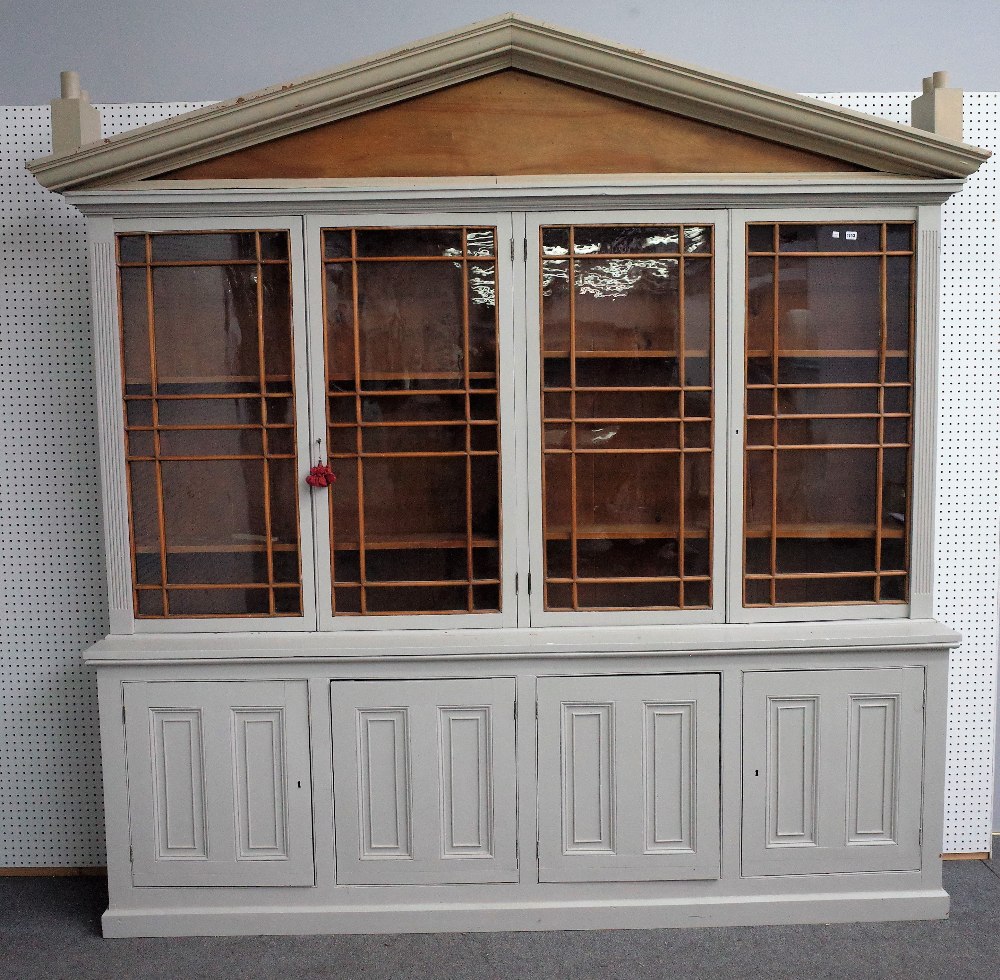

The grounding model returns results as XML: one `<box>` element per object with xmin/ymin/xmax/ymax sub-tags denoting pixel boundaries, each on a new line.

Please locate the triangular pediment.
<box><xmin>159</xmin><ymin>71</ymin><xmax>865</xmax><ymax>180</ymax></box>
<box><xmin>27</xmin><ymin>14</ymin><xmax>989</xmax><ymax>190</ymax></box>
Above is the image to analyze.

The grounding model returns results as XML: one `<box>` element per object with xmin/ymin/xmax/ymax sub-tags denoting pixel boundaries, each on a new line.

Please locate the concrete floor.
<box><xmin>2</xmin><ymin>843</ymin><xmax>998</xmax><ymax>980</ymax></box>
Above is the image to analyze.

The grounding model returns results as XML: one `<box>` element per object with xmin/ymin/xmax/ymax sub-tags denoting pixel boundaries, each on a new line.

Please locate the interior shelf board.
<box><xmin>544</xmin><ymin>523</ymin><xmax>708</xmax><ymax>541</ymax></box>
<box><xmin>543</xmin><ymin>349</ymin><xmax>709</xmax><ymax>359</ymax></box>
<box><xmin>744</xmin><ymin>523</ymin><xmax>904</xmax><ymax>539</ymax></box>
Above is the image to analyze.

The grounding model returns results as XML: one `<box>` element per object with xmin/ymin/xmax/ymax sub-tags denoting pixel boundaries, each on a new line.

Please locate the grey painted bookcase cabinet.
<box><xmin>28</xmin><ymin>16</ymin><xmax>989</xmax><ymax>937</ymax></box>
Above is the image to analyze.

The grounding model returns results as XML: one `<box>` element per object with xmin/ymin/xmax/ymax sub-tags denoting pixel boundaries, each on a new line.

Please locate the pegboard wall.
<box><xmin>1</xmin><ymin>94</ymin><xmax>997</xmax><ymax>865</ymax></box>
<box><xmin>0</xmin><ymin>103</ymin><xmax>209</xmax><ymax>866</ymax></box>
<box><xmin>815</xmin><ymin>94</ymin><xmax>999</xmax><ymax>850</ymax></box>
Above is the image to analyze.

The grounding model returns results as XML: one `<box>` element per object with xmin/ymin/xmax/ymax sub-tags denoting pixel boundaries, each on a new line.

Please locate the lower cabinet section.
<box><xmin>123</xmin><ymin>680</ymin><xmax>314</xmax><ymax>886</ymax></box>
<box><xmin>536</xmin><ymin>673</ymin><xmax>720</xmax><ymax>882</ymax></box>
<box><xmin>330</xmin><ymin>678</ymin><xmax>518</xmax><ymax>884</ymax></box>
<box><xmin>100</xmin><ymin>641</ymin><xmax>951</xmax><ymax>936</ymax></box>
<box><xmin>741</xmin><ymin>667</ymin><xmax>925</xmax><ymax>876</ymax></box>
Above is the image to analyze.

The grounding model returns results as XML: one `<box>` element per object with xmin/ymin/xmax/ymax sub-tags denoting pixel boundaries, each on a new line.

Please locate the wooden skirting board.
<box><xmin>941</xmin><ymin>852</ymin><xmax>992</xmax><ymax>860</ymax></box>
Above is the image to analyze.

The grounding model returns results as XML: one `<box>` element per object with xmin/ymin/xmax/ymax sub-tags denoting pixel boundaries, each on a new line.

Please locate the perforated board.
<box><xmin>0</xmin><ymin>104</ymin><xmax>210</xmax><ymax>866</ymax></box>
<box><xmin>0</xmin><ymin>95</ymin><xmax>996</xmax><ymax>865</ymax></box>
<box><xmin>815</xmin><ymin>94</ymin><xmax>999</xmax><ymax>851</ymax></box>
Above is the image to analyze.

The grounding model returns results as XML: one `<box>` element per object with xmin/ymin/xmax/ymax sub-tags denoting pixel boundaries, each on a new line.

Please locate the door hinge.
<box><xmin>523</xmin><ymin>237</ymin><xmax>528</xmax><ymax>264</ymax></box>
<box><xmin>510</xmin><ymin>238</ymin><xmax>515</xmax><ymax>262</ymax></box>
<box><xmin>122</xmin><ymin>702</ymin><xmax>126</xmax><ymax>725</ymax></box>
<box><xmin>527</xmin><ymin>571</ymin><xmax>532</xmax><ymax>594</ymax></box>
<box><xmin>128</xmin><ymin>845</ymin><xmax>133</xmax><ymax>864</ymax></box>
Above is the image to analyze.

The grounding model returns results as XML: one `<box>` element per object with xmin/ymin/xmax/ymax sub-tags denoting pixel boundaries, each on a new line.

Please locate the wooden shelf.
<box><xmin>746</xmin><ymin>350</ymin><xmax>908</xmax><ymax>359</ymax></box>
<box><xmin>134</xmin><ymin>543</ymin><xmax>298</xmax><ymax>554</ymax></box>
<box><xmin>544</xmin><ymin>349</ymin><xmax>709</xmax><ymax>359</ymax></box>
<box><xmin>544</xmin><ymin>523</ymin><xmax>708</xmax><ymax>541</ymax></box>
<box><xmin>745</xmin><ymin>523</ymin><xmax>904</xmax><ymax>539</ymax></box>
<box><xmin>332</xmin><ymin>535</ymin><xmax>499</xmax><ymax>550</ymax></box>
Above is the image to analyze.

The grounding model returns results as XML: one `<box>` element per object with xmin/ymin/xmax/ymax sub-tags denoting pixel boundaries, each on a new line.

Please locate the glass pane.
<box><xmin>573</xmin><ymin>258</ymin><xmax>679</xmax><ymax>353</ymax></box>
<box><xmin>355</xmin><ymin>228</ymin><xmax>463</xmax><ymax>258</ymax></box>
<box><xmin>119</xmin><ymin>268</ymin><xmax>151</xmax><ymax>387</ymax></box>
<box><xmin>743</xmin><ymin>222</ymin><xmax>913</xmax><ymax>607</ymax></box>
<box><xmin>356</xmin><ymin>262</ymin><xmax>464</xmax><ymax>380</ymax></box>
<box><xmin>747</xmin><ymin>224</ymin><xmax>775</xmax><ymax>253</ymax></box>
<box><xmin>151</xmin><ymin>233</ymin><xmax>257</xmax><ymax>263</ymax></box>
<box><xmin>540</xmin><ymin>224</ymin><xmax>714</xmax><ymax>612</ymax></box>
<box><xmin>465</xmin><ymin>229</ymin><xmax>496</xmax><ymax>257</ymax></box>
<box><xmin>777</xmin><ymin>257</ymin><xmax>881</xmax><ymax>353</ymax></box>
<box><xmin>152</xmin><ymin>266</ymin><xmax>262</xmax><ymax>385</ymax></box>
<box><xmin>778</xmin><ymin>224</ymin><xmax>881</xmax><ymax>252</ymax></box>
<box><xmin>324</xmin><ymin>226</ymin><xmax>502</xmax><ymax>617</ymax></box>
<box><xmin>118</xmin><ymin>235</ymin><xmax>146</xmax><ymax>263</ymax></box>
<box><xmin>572</xmin><ymin>225</ymin><xmax>680</xmax><ymax>254</ymax></box>
<box><xmin>118</xmin><ymin>232</ymin><xmax>302</xmax><ymax>618</ymax></box>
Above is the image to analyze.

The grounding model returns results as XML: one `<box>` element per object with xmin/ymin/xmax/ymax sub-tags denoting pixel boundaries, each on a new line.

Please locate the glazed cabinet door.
<box><xmin>741</xmin><ymin>667</ymin><xmax>925</xmax><ymax>875</ymax></box>
<box><xmin>307</xmin><ymin>215</ymin><xmax>520</xmax><ymax>630</ymax></box>
<box><xmin>110</xmin><ymin>221</ymin><xmax>316</xmax><ymax>630</ymax></box>
<box><xmin>123</xmin><ymin>680</ymin><xmax>314</xmax><ymax>886</ymax></box>
<box><xmin>536</xmin><ymin>673</ymin><xmax>720</xmax><ymax>882</ymax></box>
<box><xmin>526</xmin><ymin>213</ymin><xmax>728</xmax><ymax>626</ymax></box>
<box><xmin>331</xmin><ymin>678</ymin><xmax>518</xmax><ymax>884</ymax></box>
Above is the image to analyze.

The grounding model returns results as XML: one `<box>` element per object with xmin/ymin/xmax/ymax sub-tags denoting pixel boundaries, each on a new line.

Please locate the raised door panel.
<box><xmin>331</xmin><ymin>678</ymin><xmax>517</xmax><ymax>884</ymax></box>
<box><xmin>124</xmin><ymin>680</ymin><xmax>314</xmax><ymax>886</ymax></box>
<box><xmin>536</xmin><ymin>673</ymin><xmax>720</xmax><ymax>882</ymax></box>
<box><xmin>742</xmin><ymin>667</ymin><xmax>924</xmax><ymax>876</ymax></box>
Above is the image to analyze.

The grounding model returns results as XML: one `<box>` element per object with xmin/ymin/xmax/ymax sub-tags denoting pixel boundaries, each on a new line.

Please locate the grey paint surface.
<box><xmin>1</xmin><ymin>0</ymin><xmax>998</xmax><ymax>105</ymax></box>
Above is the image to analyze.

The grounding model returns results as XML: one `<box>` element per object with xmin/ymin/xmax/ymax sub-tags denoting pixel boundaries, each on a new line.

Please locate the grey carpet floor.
<box><xmin>2</xmin><ymin>842</ymin><xmax>998</xmax><ymax>980</ymax></box>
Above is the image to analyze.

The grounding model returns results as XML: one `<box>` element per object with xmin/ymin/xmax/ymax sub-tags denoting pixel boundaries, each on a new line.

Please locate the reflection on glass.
<box><xmin>116</xmin><ymin>231</ymin><xmax>301</xmax><ymax>618</ymax></box>
<box><xmin>323</xmin><ymin>226</ymin><xmax>502</xmax><ymax>616</ymax></box>
<box><xmin>743</xmin><ymin>222</ymin><xmax>914</xmax><ymax>606</ymax></box>
<box><xmin>540</xmin><ymin>224</ymin><xmax>714</xmax><ymax>611</ymax></box>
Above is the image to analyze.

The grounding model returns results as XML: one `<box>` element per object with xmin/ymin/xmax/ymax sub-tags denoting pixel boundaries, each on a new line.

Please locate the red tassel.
<box><xmin>306</xmin><ymin>463</ymin><xmax>336</xmax><ymax>488</ymax></box>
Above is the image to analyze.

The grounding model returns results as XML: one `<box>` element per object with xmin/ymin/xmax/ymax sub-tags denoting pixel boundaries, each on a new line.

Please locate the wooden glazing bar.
<box><xmin>350</xmin><ymin>229</ymin><xmax>368</xmax><ymax>614</ymax></box>
<box><xmin>118</xmin><ymin>259</ymin><xmax>288</xmax><ymax>269</ymax></box>
<box><xmin>704</xmin><ymin>235</ymin><xmax>716</xmax><ymax>608</ymax></box>
<box><xmin>678</xmin><ymin>244</ymin><xmax>687</xmax><ymax>607</ymax></box>
<box><xmin>545</xmin><ymin>416</ymin><xmax>705</xmax><ymax>424</ymax></box>
<box><xmin>145</xmin><ymin>582</ymin><xmax>299</xmax><ymax>592</ymax></box>
<box><xmin>902</xmin><ymin>246</ymin><xmax>916</xmax><ymax>600</ymax></box>
<box><xmin>333</xmin><ymin>536</ymin><xmax>499</xmax><ymax>549</ymax></box>
<box><xmin>362</xmin><ymin>578</ymin><xmax>499</xmax><ymax>590</ymax></box>
<box><xmin>568</xmin><ymin>226</ymin><xmax>579</xmax><ymax>610</ymax></box>
<box><xmin>126</xmin><ymin>454</ymin><xmax>296</xmax><ymax>462</ymax></box>
<box><xmin>462</xmin><ymin>241</ymin><xmax>475</xmax><ymax>612</ymax></box>
<box><xmin>543</xmin><ymin>384</ymin><xmax>709</xmax><ymax>394</ymax></box>
<box><xmin>543</xmin><ymin>448</ymin><xmax>711</xmax><ymax>457</ymax></box>
<box><xmin>144</xmin><ymin>234</ymin><xmax>170</xmax><ymax>616</ymax></box>
<box><xmin>134</xmin><ymin>543</ymin><xmax>297</xmax><ymax>553</ymax></box>
<box><xmin>769</xmin><ymin>247</ymin><xmax>779</xmax><ymax>605</ymax></box>
<box><xmin>548</xmin><ymin>575</ymin><xmax>709</xmax><ymax>585</ymax></box>
<box><xmin>745</xmin><ymin>443</ymin><xmax>910</xmax><ymax>452</ymax></box>
<box><xmin>745</xmin><ymin>250</ymin><xmax>913</xmax><ymax>258</ymax></box>
<box><xmin>746</xmin><ymin>413</ymin><xmax>909</xmax><ymax>421</ymax></box>
<box><xmin>117</xmin><ymin>234</ymin><xmax>148</xmax><ymax>616</ymax></box>
<box><xmin>543</xmin><ymin>349</ymin><xmax>708</xmax><ymax>359</ymax></box>
<box><xmin>328</xmin><ymin>387</ymin><xmax>498</xmax><ymax>398</ymax></box>
<box><xmin>745</xmin><ymin>569</ymin><xmax>907</xmax><ymax>580</ymax></box>
<box><xmin>251</xmin><ymin>233</ymin><xmax>275</xmax><ymax>613</ymax></box>
<box><xmin>328</xmin><ymin>419</ymin><xmax>493</xmax><ymax>429</ymax></box>
<box><xmin>323</xmin><ymin>255</ymin><xmax>491</xmax><ymax>264</ymax></box>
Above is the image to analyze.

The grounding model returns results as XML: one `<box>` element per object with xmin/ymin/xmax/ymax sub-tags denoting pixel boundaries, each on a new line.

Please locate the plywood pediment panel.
<box><xmin>160</xmin><ymin>71</ymin><xmax>866</xmax><ymax>180</ymax></box>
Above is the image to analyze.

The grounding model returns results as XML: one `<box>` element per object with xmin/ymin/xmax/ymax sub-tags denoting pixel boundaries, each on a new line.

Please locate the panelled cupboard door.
<box><xmin>123</xmin><ymin>680</ymin><xmax>314</xmax><ymax>886</ymax></box>
<box><xmin>331</xmin><ymin>678</ymin><xmax>518</xmax><ymax>884</ymax></box>
<box><xmin>536</xmin><ymin>674</ymin><xmax>721</xmax><ymax>882</ymax></box>
<box><xmin>741</xmin><ymin>668</ymin><xmax>924</xmax><ymax>876</ymax></box>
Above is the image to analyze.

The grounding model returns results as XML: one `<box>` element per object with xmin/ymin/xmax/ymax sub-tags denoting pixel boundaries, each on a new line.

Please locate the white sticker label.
<box><xmin>831</xmin><ymin>230</ymin><xmax>840</xmax><ymax>238</ymax></box>
<box><xmin>846</xmin><ymin>231</ymin><xmax>858</xmax><ymax>240</ymax></box>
